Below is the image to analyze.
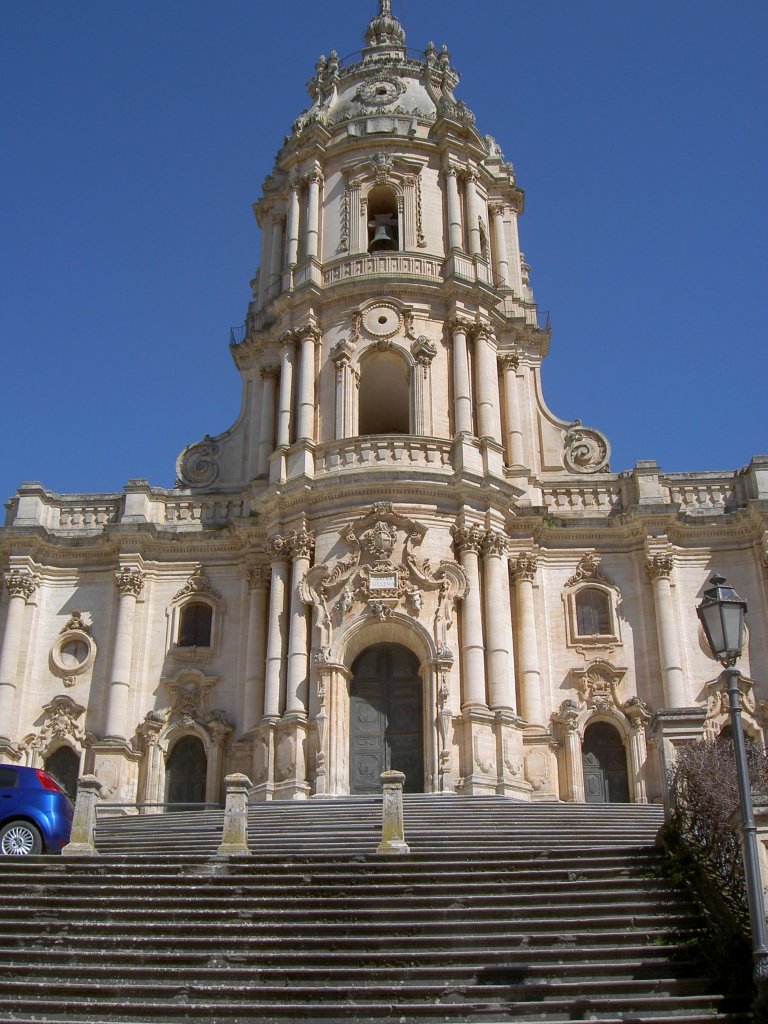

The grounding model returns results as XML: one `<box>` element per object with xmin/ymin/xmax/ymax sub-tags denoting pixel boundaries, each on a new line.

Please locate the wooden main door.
<box><xmin>582</xmin><ymin>721</ymin><xmax>630</xmax><ymax>803</ymax></box>
<box><xmin>349</xmin><ymin>644</ymin><xmax>424</xmax><ymax>794</ymax></box>
<box><xmin>165</xmin><ymin>736</ymin><xmax>207</xmax><ymax>808</ymax></box>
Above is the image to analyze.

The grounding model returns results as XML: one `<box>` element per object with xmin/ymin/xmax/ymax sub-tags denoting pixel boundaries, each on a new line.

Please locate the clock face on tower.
<box><xmin>357</xmin><ymin>76</ymin><xmax>405</xmax><ymax>107</ymax></box>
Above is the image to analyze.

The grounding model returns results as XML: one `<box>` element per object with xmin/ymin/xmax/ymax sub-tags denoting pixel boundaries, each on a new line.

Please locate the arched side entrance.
<box><xmin>44</xmin><ymin>746</ymin><xmax>80</xmax><ymax>800</ymax></box>
<box><xmin>164</xmin><ymin>736</ymin><xmax>207</xmax><ymax>808</ymax></box>
<box><xmin>582</xmin><ymin>721</ymin><xmax>630</xmax><ymax>803</ymax></box>
<box><xmin>349</xmin><ymin>643</ymin><xmax>424</xmax><ymax>794</ymax></box>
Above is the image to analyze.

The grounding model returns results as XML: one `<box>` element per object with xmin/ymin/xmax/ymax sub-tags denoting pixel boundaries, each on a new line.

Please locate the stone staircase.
<box><xmin>0</xmin><ymin>796</ymin><xmax>751</xmax><ymax>1023</ymax></box>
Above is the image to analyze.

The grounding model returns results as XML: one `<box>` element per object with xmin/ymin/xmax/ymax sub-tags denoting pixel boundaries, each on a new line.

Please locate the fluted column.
<box><xmin>465</xmin><ymin>168</ymin><xmax>482</xmax><ymax>257</ymax></box>
<box><xmin>242</xmin><ymin>567</ymin><xmax>269</xmax><ymax>731</ymax></box>
<box><xmin>510</xmin><ymin>553</ymin><xmax>542</xmax><ymax>725</ymax></box>
<box><xmin>444</xmin><ymin>165</ymin><xmax>463</xmax><ymax>251</ymax></box>
<box><xmin>256</xmin><ymin>212</ymin><xmax>274</xmax><ymax>309</ymax></box>
<box><xmin>481</xmin><ymin>532</ymin><xmax>515</xmax><ymax>712</ymax></box>
<box><xmin>268</xmin><ymin>214</ymin><xmax>284</xmax><ymax>299</ymax></box>
<box><xmin>508</xmin><ymin>210</ymin><xmax>525</xmax><ymax>295</ymax></box>
<box><xmin>263</xmin><ymin>537</ymin><xmax>290</xmax><ymax>719</ymax></box>
<box><xmin>296</xmin><ymin>327</ymin><xmax>319</xmax><ymax>442</ymax></box>
<box><xmin>330</xmin><ymin>339</ymin><xmax>357</xmax><ymax>439</ymax></box>
<box><xmin>285</xmin><ymin>183</ymin><xmax>300</xmax><ymax>269</ymax></box>
<box><xmin>0</xmin><ymin>570</ymin><xmax>38</xmax><ymax>743</ymax></box>
<box><xmin>449</xmin><ymin>317</ymin><xmax>473</xmax><ymax>435</ymax></box>
<box><xmin>284</xmin><ymin>528</ymin><xmax>315</xmax><ymax>717</ymax></box>
<box><xmin>452</xmin><ymin>525</ymin><xmax>487</xmax><ymax>709</ymax></box>
<box><xmin>645</xmin><ymin>553</ymin><xmax>687</xmax><ymax>707</ymax></box>
<box><xmin>305</xmin><ymin>167</ymin><xmax>322</xmax><ymax>260</ymax></box>
<box><xmin>472</xmin><ymin>325</ymin><xmax>501</xmax><ymax>442</ymax></box>
<box><xmin>499</xmin><ymin>352</ymin><xmax>524</xmax><ymax>467</ymax></box>
<box><xmin>104</xmin><ymin>567</ymin><xmax>145</xmax><ymax>740</ymax></box>
<box><xmin>276</xmin><ymin>333</ymin><xmax>296</xmax><ymax>449</ymax></box>
<box><xmin>490</xmin><ymin>204</ymin><xmax>510</xmax><ymax>287</ymax></box>
<box><xmin>257</xmin><ymin>365</ymin><xmax>279</xmax><ymax>476</ymax></box>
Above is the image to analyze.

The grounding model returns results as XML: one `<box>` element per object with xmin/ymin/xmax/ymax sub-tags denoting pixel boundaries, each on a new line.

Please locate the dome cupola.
<box><xmin>364</xmin><ymin>0</ymin><xmax>406</xmax><ymax>51</ymax></box>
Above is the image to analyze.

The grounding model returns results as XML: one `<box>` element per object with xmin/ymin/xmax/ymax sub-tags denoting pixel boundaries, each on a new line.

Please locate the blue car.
<box><xmin>0</xmin><ymin>765</ymin><xmax>74</xmax><ymax>855</ymax></box>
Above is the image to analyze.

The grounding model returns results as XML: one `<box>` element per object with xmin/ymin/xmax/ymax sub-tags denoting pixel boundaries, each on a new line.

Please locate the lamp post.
<box><xmin>696</xmin><ymin>572</ymin><xmax>768</xmax><ymax>985</ymax></box>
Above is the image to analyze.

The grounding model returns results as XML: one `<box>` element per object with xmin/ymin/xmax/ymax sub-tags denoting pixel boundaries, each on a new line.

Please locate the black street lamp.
<box><xmin>696</xmin><ymin>572</ymin><xmax>768</xmax><ymax>985</ymax></box>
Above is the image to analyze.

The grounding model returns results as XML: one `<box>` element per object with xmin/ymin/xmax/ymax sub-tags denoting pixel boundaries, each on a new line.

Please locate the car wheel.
<box><xmin>0</xmin><ymin>820</ymin><xmax>43</xmax><ymax>855</ymax></box>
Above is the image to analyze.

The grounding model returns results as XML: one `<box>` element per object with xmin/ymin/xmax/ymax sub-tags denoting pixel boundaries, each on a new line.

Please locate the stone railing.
<box><xmin>541</xmin><ymin>482</ymin><xmax>623</xmax><ymax>514</ymax></box>
<box><xmin>315</xmin><ymin>436</ymin><xmax>453</xmax><ymax>475</ymax></box>
<box><xmin>662</xmin><ymin>475</ymin><xmax>737</xmax><ymax>513</ymax></box>
<box><xmin>322</xmin><ymin>253</ymin><xmax>443</xmax><ymax>287</ymax></box>
<box><xmin>58</xmin><ymin>502</ymin><xmax>121</xmax><ymax>528</ymax></box>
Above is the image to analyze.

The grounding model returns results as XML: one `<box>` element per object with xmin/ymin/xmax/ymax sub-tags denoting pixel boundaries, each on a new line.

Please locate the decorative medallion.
<box><xmin>356</xmin><ymin>76</ymin><xmax>406</xmax><ymax>108</ymax></box>
<box><xmin>363</xmin><ymin>303</ymin><xmax>401</xmax><ymax>339</ymax></box>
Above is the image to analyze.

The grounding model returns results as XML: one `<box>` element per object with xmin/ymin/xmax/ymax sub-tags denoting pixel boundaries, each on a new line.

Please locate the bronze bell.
<box><xmin>369</xmin><ymin>224</ymin><xmax>397</xmax><ymax>252</ymax></box>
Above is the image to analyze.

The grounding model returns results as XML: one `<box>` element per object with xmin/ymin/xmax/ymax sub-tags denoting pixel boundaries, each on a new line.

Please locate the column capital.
<box><xmin>497</xmin><ymin>350</ymin><xmax>520</xmax><ymax>372</ymax></box>
<box><xmin>482</xmin><ymin>530</ymin><xmax>509</xmax><ymax>558</ymax></box>
<box><xmin>330</xmin><ymin>338</ymin><xmax>355</xmax><ymax>366</ymax></box>
<box><xmin>447</xmin><ymin>316</ymin><xmax>473</xmax><ymax>337</ymax></box>
<box><xmin>279</xmin><ymin>330</ymin><xmax>298</xmax><ymax>350</ymax></box>
<box><xmin>285</xmin><ymin>527</ymin><xmax>315</xmax><ymax>561</ymax></box>
<box><xmin>411</xmin><ymin>335</ymin><xmax>437</xmax><ymax>367</ymax></box>
<box><xmin>451</xmin><ymin>524</ymin><xmax>484</xmax><ymax>554</ymax></box>
<box><xmin>305</xmin><ymin>166</ymin><xmax>324</xmax><ymax>186</ymax></box>
<box><xmin>115</xmin><ymin>567</ymin><xmax>144</xmax><ymax>598</ymax></box>
<box><xmin>645</xmin><ymin>553</ymin><xmax>674</xmax><ymax>582</ymax></box>
<box><xmin>510</xmin><ymin>552</ymin><xmax>538</xmax><ymax>583</ymax></box>
<box><xmin>297</xmin><ymin>324</ymin><xmax>321</xmax><ymax>344</ymax></box>
<box><xmin>3</xmin><ymin>569</ymin><xmax>39</xmax><ymax>601</ymax></box>
<box><xmin>470</xmin><ymin>322</ymin><xmax>496</xmax><ymax>344</ymax></box>
<box><xmin>260</xmin><ymin>364</ymin><xmax>280</xmax><ymax>382</ymax></box>
<box><xmin>443</xmin><ymin>163</ymin><xmax>460</xmax><ymax>179</ymax></box>
<box><xmin>488</xmin><ymin>202</ymin><xmax>506</xmax><ymax>218</ymax></box>
<box><xmin>269</xmin><ymin>535</ymin><xmax>292</xmax><ymax>563</ymax></box>
<box><xmin>245</xmin><ymin>565</ymin><xmax>270</xmax><ymax>590</ymax></box>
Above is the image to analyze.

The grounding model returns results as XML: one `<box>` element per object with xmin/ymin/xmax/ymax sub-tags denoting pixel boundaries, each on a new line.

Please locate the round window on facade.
<box><xmin>51</xmin><ymin>631</ymin><xmax>96</xmax><ymax>681</ymax></box>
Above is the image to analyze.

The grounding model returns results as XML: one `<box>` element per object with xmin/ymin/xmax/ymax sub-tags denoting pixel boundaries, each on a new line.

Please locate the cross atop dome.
<box><xmin>364</xmin><ymin>0</ymin><xmax>406</xmax><ymax>50</ymax></box>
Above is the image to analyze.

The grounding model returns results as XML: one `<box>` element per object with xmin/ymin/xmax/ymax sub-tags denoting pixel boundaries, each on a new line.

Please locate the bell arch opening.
<box><xmin>367</xmin><ymin>185</ymin><xmax>399</xmax><ymax>252</ymax></box>
<box><xmin>358</xmin><ymin>349</ymin><xmax>410</xmax><ymax>435</ymax></box>
<box><xmin>349</xmin><ymin>643</ymin><xmax>424</xmax><ymax>794</ymax></box>
<box><xmin>164</xmin><ymin>735</ymin><xmax>207</xmax><ymax>809</ymax></box>
<box><xmin>582</xmin><ymin>720</ymin><xmax>630</xmax><ymax>803</ymax></box>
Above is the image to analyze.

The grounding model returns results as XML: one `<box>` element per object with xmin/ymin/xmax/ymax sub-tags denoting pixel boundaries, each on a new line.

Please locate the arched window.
<box><xmin>367</xmin><ymin>186</ymin><xmax>399</xmax><ymax>252</ymax></box>
<box><xmin>575</xmin><ymin>588</ymin><xmax>612</xmax><ymax>637</ymax></box>
<box><xmin>178</xmin><ymin>602</ymin><xmax>213</xmax><ymax>648</ymax></box>
<box><xmin>358</xmin><ymin>350</ymin><xmax>410</xmax><ymax>435</ymax></box>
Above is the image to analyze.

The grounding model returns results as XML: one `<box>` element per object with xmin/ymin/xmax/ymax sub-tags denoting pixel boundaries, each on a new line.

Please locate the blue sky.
<box><xmin>1</xmin><ymin>0</ymin><xmax>765</xmax><ymax>507</ymax></box>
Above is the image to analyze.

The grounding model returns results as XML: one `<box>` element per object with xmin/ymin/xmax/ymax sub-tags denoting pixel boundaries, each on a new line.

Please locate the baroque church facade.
<box><xmin>1</xmin><ymin>2</ymin><xmax>767</xmax><ymax>809</ymax></box>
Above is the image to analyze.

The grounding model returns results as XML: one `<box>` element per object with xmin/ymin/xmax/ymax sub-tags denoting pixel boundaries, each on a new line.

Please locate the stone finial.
<box><xmin>365</xmin><ymin>0</ymin><xmax>406</xmax><ymax>49</ymax></box>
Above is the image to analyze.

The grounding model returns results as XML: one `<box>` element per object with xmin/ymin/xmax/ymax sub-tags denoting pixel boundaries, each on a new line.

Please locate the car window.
<box><xmin>0</xmin><ymin>767</ymin><xmax>19</xmax><ymax>789</ymax></box>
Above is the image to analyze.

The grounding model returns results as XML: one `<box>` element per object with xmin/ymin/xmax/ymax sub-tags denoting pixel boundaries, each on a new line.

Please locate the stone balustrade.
<box><xmin>662</xmin><ymin>475</ymin><xmax>736</xmax><ymax>512</ymax></box>
<box><xmin>322</xmin><ymin>252</ymin><xmax>442</xmax><ymax>286</ymax></box>
<box><xmin>541</xmin><ymin>482</ymin><xmax>623</xmax><ymax>514</ymax></box>
<box><xmin>315</xmin><ymin>437</ymin><xmax>453</xmax><ymax>475</ymax></box>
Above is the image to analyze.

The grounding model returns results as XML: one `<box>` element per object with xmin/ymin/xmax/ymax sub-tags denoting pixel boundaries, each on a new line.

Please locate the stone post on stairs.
<box><xmin>62</xmin><ymin>775</ymin><xmax>102</xmax><ymax>857</ymax></box>
<box><xmin>217</xmin><ymin>773</ymin><xmax>252</xmax><ymax>856</ymax></box>
<box><xmin>377</xmin><ymin>770</ymin><xmax>410</xmax><ymax>855</ymax></box>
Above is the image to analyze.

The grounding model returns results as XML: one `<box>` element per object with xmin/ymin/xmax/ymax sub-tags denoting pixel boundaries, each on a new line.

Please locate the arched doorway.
<box><xmin>582</xmin><ymin>721</ymin><xmax>630</xmax><ymax>803</ymax></box>
<box><xmin>44</xmin><ymin>746</ymin><xmax>80</xmax><ymax>800</ymax></box>
<box><xmin>165</xmin><ymin>736</ymin><xmax>207</xmax><ymax>808</ymax></box>
<box><xmin>349</xmin><ymin>643</ymin><xmax>423</xmax><ymax>794</ymax></box>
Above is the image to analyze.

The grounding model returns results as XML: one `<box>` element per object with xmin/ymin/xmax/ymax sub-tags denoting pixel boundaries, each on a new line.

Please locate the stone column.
<box><xmin>263</xmin><ymin>538</ymin><xmax>290</xmax><ymax>720</ymax></box>
<box><xmin>285</xmin><ymin>183</ymin><xmax>300</xmax><ymax>269</ymax></box>
<box><xmin>481</xmin><ymin>531</ymin><xmax>515</xmax><ymax>712</ymax></box>
<box><xmin>490</xmin><ymin>204</ymin><xmax>510</xmax><ymax>287</ymax></box>
<box><xmin>331</xmin><ymin>339</ymin><xmax>357</xmax><ymax>440</ymax></box>
<box><xmin>449</xmin><ymin>317</ymin><xmax>473</xmax><ymax>436</ymax></box>
<box><xmin>104</xmin><ymin>567</ymin><xmax>144</xmax><ymax>740</ymax></box>
<box><xmin>465</xmin><ymin>168</ymin><xmax>482</xmax><ymax>258</ymax></box>
<box><xmin>0</xmin><ymin>569</ymin><xmax>38</xmax><ymax>744</ymax></box>
<box><xmin>276</xmin><ymin>333</ymin><xmax>296</xmax><ymax>449</ymax></box>
<box><xmin>625</xmin><ymin>698</ymin><xmax>651</xmax><ymax>804</ymax></box>
<box><xmin>411</xmin><ymin>336</ymin><xmax>436</xmax><ymax>436</ymax></box>
<box><xmin>305</xmin><ymin>167</ymin><xmax>322</xmax><ymax>261</ymax></box>
<box><xmin>61</xmin><ymin>775</ymin><xmax>102</xmax><ymax>857</ymax></box>
<box><xmin>284</xmin><ymin>528</ymin><xmax>314</xmax><ymax>717</ymax></box>
<box><xmin>256</xmin><ymin>213</ymin><xmax>274</xmax><ymax>310</ymax></box>
<box><xmin>553</xmin><ymin>700</ymin><xmax>585</xmax><ymax>803</ymax></box>
<box><xmin>296</xmin><ymin>327</ymin><xmax>319</xmax><ymax>443</ymax></box>
<box><xmin>257</xmin><ymin>366</ymin><xmax>279</xmax><ymax>477</ymax></box>
<box><xmin>242</xmin><ymin>567</ymin><xmax>269</xmax><ymax>732</ymax></box>
<box><xmin>472</xmin><ymin>325</ymin><xmax>501</xmax><ymax>442</ymax></box>
<box><xmin>268</xmin><ymin>213</ymin><xmax>284</xmax><ymax>299</ymax></box>
<box><xmin>377</xmin><ymin>771</ymin><xmax>410</xmax><ymax>854</ymax></box>
<box><xmin>499</xmin><ymin>352</ymin><xmax>524</xmax><ymax>467</ymax></box>
<box><xmin>217</xmin><ymin>773</ymin><xmax>252</xmax><ymax>856</ymax></box>
<box><xmin>444</xmin><ymin>165</ymin><xmax>463</xmax><ymax>251</ymax></box>
<box><xmin>511</xmin><ymin>553</ymin><xmax>542</xmax><ymax>726</ymax></box>
<box><xmin>452</xmin><ymin>525</ymin><xmax>487</xmax><ymax>709</ymax></box>
<box><xmin>645</xmin><ymin>553</ymin><xmax>687</xmax><ymax>708</ymax></box>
